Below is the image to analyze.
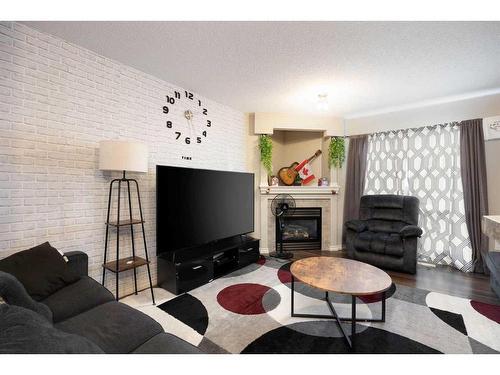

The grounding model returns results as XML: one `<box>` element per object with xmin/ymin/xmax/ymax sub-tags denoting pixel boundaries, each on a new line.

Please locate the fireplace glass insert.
<box><xmin>276</xmin><ymin>207</ymin><xmax>322</xmax><ymax>251</ymax></box>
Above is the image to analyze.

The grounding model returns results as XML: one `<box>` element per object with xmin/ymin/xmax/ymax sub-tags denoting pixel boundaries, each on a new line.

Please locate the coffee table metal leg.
<box><xmin>351</xmin><ymin>295</ymin><xmax>356</xmax><ymax>351</ymax></box>
<box><xmin>291</xmin><ymin>275</ymin><xmax>295</xmax><ymax>316</ymax></box>
<box><xmin>381</xmin><ymin>291</ymin><xmax>386</xmax><ymax>322</ymax></box>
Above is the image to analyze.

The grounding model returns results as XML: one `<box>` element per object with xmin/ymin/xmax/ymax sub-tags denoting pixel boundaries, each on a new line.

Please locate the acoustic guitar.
<box><xmin>278</xmin><ymin>149</ymin><xmax>322</xmax><ymax>186</ymax></box>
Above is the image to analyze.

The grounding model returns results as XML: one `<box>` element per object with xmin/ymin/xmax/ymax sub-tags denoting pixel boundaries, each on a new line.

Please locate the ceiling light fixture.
<box><xmin>317</xmin><ymin>93</ymin><xmax>329</xmax><ymax>111</ymax></box>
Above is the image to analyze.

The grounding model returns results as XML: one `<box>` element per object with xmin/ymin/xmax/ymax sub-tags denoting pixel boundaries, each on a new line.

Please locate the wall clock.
<box><xmin>162</xmin><ymin>90</ymin><xmax>212</xmax><ymax>149</ymax></box>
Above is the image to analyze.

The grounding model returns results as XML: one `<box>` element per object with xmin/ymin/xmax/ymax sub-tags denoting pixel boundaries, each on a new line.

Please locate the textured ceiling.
<box><xmin>23</xmin><ymin>21</ymin><xmax>500</xmax><ymax>117</ymax></box>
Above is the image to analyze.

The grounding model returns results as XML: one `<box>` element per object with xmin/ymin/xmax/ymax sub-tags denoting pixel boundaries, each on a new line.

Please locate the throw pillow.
<box><xmin>0</xmin><ymin>242</ymin><xmax>80</xmax><ymax>301</ymax></box>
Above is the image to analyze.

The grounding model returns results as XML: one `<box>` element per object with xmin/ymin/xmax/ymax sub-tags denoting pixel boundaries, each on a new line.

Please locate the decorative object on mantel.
<box><xmin>269</xmin><ymin>175</ymin><xmax>279</xmax><ymax>186</ymax></box>
<box><xmin>259</xmin><ymin>135</ymin><xmax>273</xmax><ymax>182</ymax></box>
<box><xmin>99</xmin><ymin>140</ymin><xmax>155</xmax><ymax>304</ymax></box>
<box><xmin>270</xmin><ymin>194</ymin><xmax>296</xmax><ymax>259</ymax></box>
<box><xmin>318</xmin><ymin>177</ymin><xmax>329</xmax><ymax>186</ymax></box>
<box><xmin>328</xmin><ymin>136</ymin><xmax>345</xmax><ymax>169</ymax></box>
<box><xmin>278</xmin><ymin>149</ymin><xmax>322</xmax><ymax>186</ymax></box>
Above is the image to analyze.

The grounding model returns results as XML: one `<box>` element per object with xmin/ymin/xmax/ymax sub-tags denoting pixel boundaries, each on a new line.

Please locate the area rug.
<box><xmin>122</xmin><ymin>256</ymin><xmax>500</xmax><ymax>354</ymax></box>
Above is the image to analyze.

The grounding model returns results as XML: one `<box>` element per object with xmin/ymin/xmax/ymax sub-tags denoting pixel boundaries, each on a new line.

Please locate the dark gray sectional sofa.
<box><xmin>0</xmin><ymin>244</ymin><xmax>201</xmax><ymax>354</ymax></box>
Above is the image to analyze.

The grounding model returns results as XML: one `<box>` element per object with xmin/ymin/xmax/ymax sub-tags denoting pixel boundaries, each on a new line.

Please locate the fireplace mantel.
<box><xmin>259</xmin><ymin>185</ymin><xmax>338</xmax><ymax>196</ymax></box>
<box><xmin>259</xmin><ymin>184</ymin><xmax>340</xmax><ymax>254</ymax></box>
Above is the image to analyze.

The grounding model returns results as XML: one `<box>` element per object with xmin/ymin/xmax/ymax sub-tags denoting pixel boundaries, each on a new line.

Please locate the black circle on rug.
<box><xmin>277</xmin><ymin>262</ymin><xmax>396</xmax><ymax>303</ymax></box>
<box><xmin>217</xmin><ymin>283</ymin><xmax>281</xmax><ymax>315</ymax></box>
<box><xmin>241</xmin><ymin>322</ymin><xmax>441</xmax><ymax>354</ymax></box>
<box><xmin>158</xmin><ymin>294</ymin><xmax>209</xmax><ymax>335</ymax></box>
<box><xmin>272</xmin><ymin>319</ymin><xmax>369</xmax><ymax>338</ymax></box>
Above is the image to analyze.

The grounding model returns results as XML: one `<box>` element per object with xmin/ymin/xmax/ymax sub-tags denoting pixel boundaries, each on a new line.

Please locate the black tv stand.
<box><xmin>157</xmin><ymin>236</ymin><xmax>260</xmax><ymax>295</ymax></box>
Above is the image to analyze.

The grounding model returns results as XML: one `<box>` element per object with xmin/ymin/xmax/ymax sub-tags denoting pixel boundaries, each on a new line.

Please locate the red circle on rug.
<box><xmin>277</xmin><ymin>265</ymin><xmax>292</xmax><ymax>284</ymax></box>
<box><xmin>217</xmin><ymin>283</ymin><xmax>273</xmax><ymax>315</ymax></box>
<box><xmin>470</xmin><ymin>300</ymin><xmax>500</xmax><ymax>323</ymax></box>
<box><xmin>257</xmin><ymin>256</ymin><xmax>266</xmax><ymax>265</ymax></box>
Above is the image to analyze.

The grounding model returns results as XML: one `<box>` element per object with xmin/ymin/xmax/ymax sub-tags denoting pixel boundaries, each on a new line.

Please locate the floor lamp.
<box><xmin>99</xmin><ymin>140</ymin><xmax>155</xmax><ymax>304</ymax></box>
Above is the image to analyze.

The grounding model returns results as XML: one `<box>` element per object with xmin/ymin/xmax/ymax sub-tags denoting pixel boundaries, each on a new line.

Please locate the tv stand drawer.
<box><xmin>176</xmin><ymin>258</ymin><xmax>213</xmax><ymax>293</ymax></box>
<box><xmin>238</xmin><ymin>239</ymin><xmax>260</xmax><ymax>267</ymax></box>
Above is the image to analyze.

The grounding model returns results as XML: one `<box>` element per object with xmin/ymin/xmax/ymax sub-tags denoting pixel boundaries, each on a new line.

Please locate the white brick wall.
<box><xmin>0</xmin><ymin>22</ymin><xmax>248</xmax><ymax>298</ymax></box>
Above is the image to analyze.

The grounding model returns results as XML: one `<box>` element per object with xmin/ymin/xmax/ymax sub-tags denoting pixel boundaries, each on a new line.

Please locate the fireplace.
<box><xmin>276</xmin><ymin>207</ymin><xmax>322</xmax><ymax>251</ymax></box>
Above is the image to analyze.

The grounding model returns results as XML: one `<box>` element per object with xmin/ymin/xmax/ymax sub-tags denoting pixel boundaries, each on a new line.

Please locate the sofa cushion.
<box><xmin>354</xmin><ymin>231</ymin><xmax>405</xmax><ymax>257</ymax></box>
<box><xmin>345</xmin><ymin>220</ymin><xmax>367</xmax><ymax>233</ymax></box>
<box><xmin>42</xmin><ymin>276</ymin><xmax>114</xmax><ymax>323</ymax></box>
<box><xmin>0</xmin><ymin>271</ymin><xmax>53</xmax><ymax>322</ymax></box>
<box><xmin>354</xmin><ymin>231</ymin><xmax>374</xmax><ymax>252</ymax></box>
<box><xmin>0</xmin><ymin>304</ymin><xmax>103</xmax><ymax>354</ymax></box>
<box><xmin>359</xmin><ymin>195</ymin><xmax>420</xmax><ymax>225</ymax></box>
<box><xmin>400</xmin><ymin>225</ymin><xmax>423</xmax><ymax>238</ymax></box>
<box><xmin>132</xmin><ymin>332</ymin><xmax>202</xmax><ymax>354</ymax></box>
<box><xmin>0</xmin><ymin>242</ymin><xmax>80</xmax><ymax>301</ymax></box>
<box><xmin>366</xmin><ymin>219</ymin><xmax>406</xmax><ymax>234</ymax></box>
<box><xmin>385</xmin><ymin>234</ymin><xmax>405</xmax><ymax>257</ymax></box>
<box><xmin>55</xmin><ymin>301</ymin><xmax>163</xmax><ymax>353</ymax></box>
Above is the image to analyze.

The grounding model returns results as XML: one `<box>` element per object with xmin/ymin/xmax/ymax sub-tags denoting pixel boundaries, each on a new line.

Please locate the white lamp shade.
<box><xmin>99</xmin><ymin>140</ymin><xmax>148</xmax><ymax>173</ymax></box>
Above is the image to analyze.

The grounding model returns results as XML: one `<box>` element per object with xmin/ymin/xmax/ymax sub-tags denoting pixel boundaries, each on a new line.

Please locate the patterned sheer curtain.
<box><xmin>364</xmin><ymin>123</ymin><xmax>474</xmax><ymax>271</ymax></box>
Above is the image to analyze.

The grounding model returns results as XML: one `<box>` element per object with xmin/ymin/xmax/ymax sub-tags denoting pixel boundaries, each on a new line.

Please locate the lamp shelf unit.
<box><xmin>106</xmin><ymin>219</ymin><xmax>145</xmax><ymax>227</ymax></box>
<box><xmin>99</xmin><ymin>140</ymin><xmax>154</xmax><ymax>305</ymax></box>
<box><xmin>103</xmin><ymin>256</ymin><xmax>150</xmax><ymax>273</ymax></box>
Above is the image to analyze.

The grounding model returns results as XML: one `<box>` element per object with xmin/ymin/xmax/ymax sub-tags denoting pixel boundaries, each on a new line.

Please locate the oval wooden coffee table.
<box><xmin>290</xmin><ymin>256</ymin><xmax>392</xmax><ymax>351</ymax></box>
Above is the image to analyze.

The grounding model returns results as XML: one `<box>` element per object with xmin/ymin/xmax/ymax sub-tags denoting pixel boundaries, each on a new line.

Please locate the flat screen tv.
<box><xmin>156</xmin><ymin>165</ymin><xmax>254</xmax><ymax>254</ymax></box>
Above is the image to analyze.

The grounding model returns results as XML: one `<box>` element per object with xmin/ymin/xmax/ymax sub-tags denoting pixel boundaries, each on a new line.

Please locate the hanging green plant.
<box><xmin>328</xmin><ymin>136</ymin><xmax>345</xmax><ymax>169</ymax></box>
<box><xmin>259</xmin><ymin>134</ymin><xmax>273</xmax><ymax>176</ymax></box>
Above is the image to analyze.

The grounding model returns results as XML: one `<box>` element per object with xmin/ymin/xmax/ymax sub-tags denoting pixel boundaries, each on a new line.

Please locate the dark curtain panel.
<box><xmin>460</xmin><ymin>118</ymin><xmax>489</xmax><ymax>274</ymax></box>
<box><xmin>342</xmin><ymin>135</ymin><xmax>369</xmax><ymax>245</ymax></box>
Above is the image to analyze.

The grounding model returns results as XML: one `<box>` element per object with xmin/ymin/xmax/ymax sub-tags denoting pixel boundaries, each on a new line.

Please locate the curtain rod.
<box><xmin>341</xmin><ymin>118</ymin><xmax>481</xmax><ymax>138</ymax></box>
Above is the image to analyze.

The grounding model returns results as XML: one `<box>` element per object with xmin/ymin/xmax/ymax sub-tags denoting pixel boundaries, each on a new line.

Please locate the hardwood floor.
<box><xmin>292</xmin><ymin>250</ymin><xmax>500</xmax><ymax>305</ymax></box>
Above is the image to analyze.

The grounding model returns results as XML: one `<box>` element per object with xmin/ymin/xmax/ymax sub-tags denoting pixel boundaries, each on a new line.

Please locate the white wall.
<box><xmin>0</xmin><ymin>22</ymin><xmax>248</xmax><ymax>297</ymax></box>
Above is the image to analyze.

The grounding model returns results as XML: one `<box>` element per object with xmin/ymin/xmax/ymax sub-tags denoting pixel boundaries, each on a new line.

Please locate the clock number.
<box><xmin>207</xmin><ymin>120</ymin><xmax>211</xmax><ymax>127</ymax></box>
<box><xmin>198</xmin><ymin>99</ymin><xmax>202</xmax><ymax>106</ymax></box>
<box><xmin>162</xmin><ymin>106</ymin><xmax>169</xmax><ymax>114</ymax></box>
<box><xmin>175</xmin><ymin>132</ymin><xmax>181</xmax><ymax>140</ymax></box>
<box><xmin>202</xmin><ymin>131</ymin><xmax>207</xmax><ymax>137</ymax></box>
<box><xmin>197</xmin><ymin>137</ymin><xmax>201</xmax><ymax>144</ymax></box>
<box><xmin>185</xmin><ymin>137</ymin><xmax>191</xmax><ymax>144</ymax></box>
<box><xmin>174</xmin><ymin>91</ymin><xmax>181</xmax><ymax>99</ymax></box>
<box><xmin>203</xmin><ymin>108</ymin><xmax>208</xmax><ymax>115</ymax></box>
<box><xmin>165</xmin><ymin>95</ymin><xmax>175</xmax><ymax>105</ymax></box>
<box><xmin>185</xmin><ymin>91</ymin><xmax>194</xmax><ymax>100</ymax></box>
<box><xmin>166</xmin><ymin>121</ymin><xmax>172</xmax><ymax>128</ymax></box>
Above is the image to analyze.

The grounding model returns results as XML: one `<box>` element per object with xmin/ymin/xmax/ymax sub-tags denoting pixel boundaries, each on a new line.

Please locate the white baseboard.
<box><xmin>328</xmin><ymin>245</ymin><xmax>343</xmax><ymax>251</ymax></box>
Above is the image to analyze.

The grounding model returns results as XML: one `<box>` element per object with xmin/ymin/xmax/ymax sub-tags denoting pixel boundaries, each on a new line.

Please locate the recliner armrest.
<box><xmin>399</xmin><ymin>225</ymin><xmax>423</xmax><ymax>238</ymax></box>
<box><xmin>64</xmin><ymin>251</ymin><xmax>88</xmax><ymax>277</ymax></box>
<box><xmin>345</xmin><ymin>220</ymin><xmax>368</xmax><ymax>233</ymax></box>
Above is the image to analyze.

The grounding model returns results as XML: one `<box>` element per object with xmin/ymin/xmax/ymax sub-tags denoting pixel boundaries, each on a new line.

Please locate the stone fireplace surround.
<box><xmin>259</xmin><ymin>186</ymin><xmax>340</xmax><ymax>254</ymax></box>
<box><xmin>252</xmin><ymin>112</ymin><xmax>345</xmax><ymax>254</ymax></box>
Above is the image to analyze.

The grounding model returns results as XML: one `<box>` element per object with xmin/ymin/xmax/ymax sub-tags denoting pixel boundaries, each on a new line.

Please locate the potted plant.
<box><xmin>259</xmin><ymin>134</ymin><xmax>273</xmax><ymax>185</ymax></box>
<box><xmin>328</xmin><ymin>136</ymin><xmax>345</xmax><ymax>193</ymax></box>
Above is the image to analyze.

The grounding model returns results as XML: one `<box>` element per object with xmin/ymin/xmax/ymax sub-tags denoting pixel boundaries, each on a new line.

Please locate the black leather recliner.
<box><xmin>345</xmin><ymin>195</ymin><xmax>423</xmax><ymax>274</ymax></box>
